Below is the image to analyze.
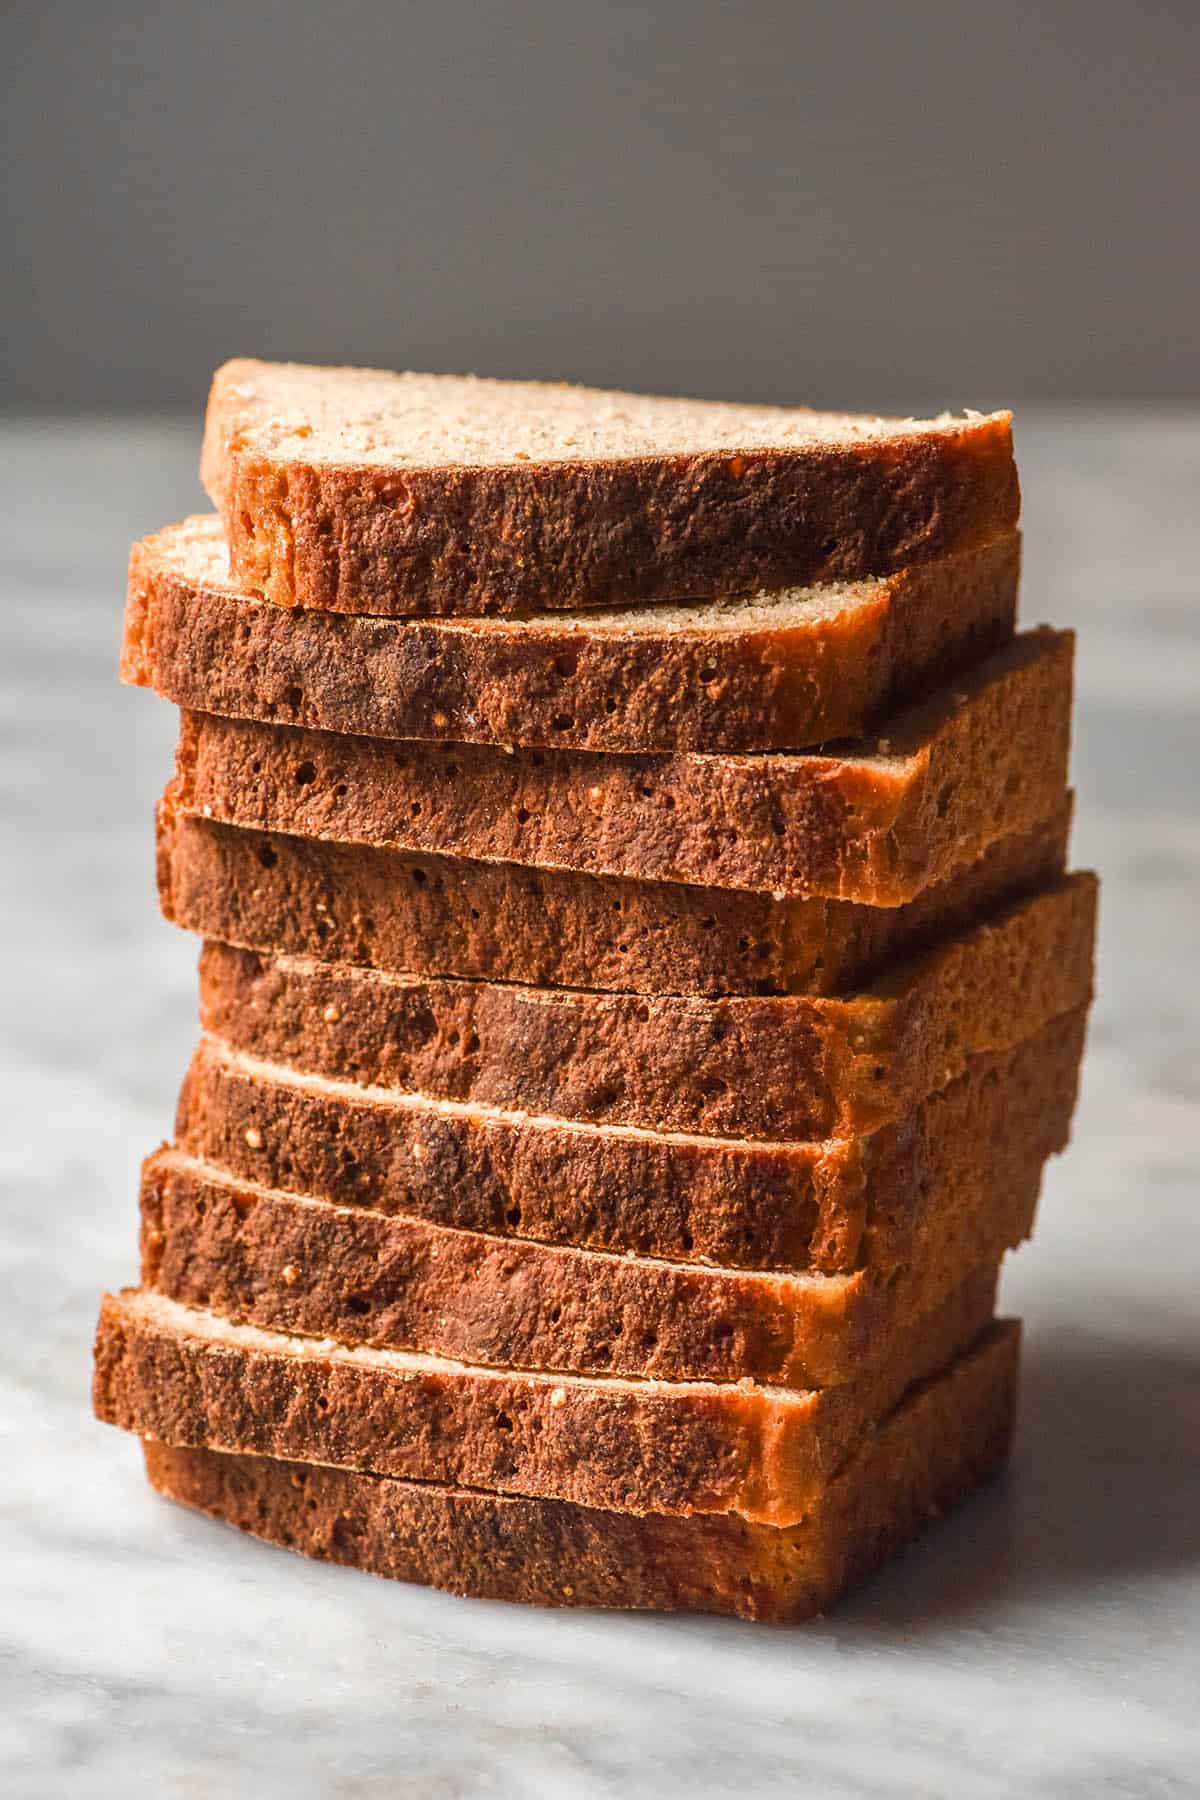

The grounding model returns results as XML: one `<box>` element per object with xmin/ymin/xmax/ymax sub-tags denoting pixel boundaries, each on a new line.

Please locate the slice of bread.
<box><xmin>94</xmin><ymin>1272</ymin><xmax>996</xmax><ymax>1526</ymax></box>
<box><xmin>194</xmin><ymin>876</ymin><xmax>1095</xmax><ymax>1142</ymax></box>
<box><xmin>141</xmin><ymin>1077</ymin><xmax>1051</xmax><ymax>1387</ymax></box>
<box><xmin>158</xmin><ymin>800</ymin><xmax>1072</xmax><ymax>998</ymax></box>
<box><xmin>142</xmin><ymin>1323</ymin><xmax>1018</xmax><ymax>1621</ymax></box>
<box><xmin>167</xmin><ymin>631</ymin><xmax>1072</xmax><ymax>903</ymax></box>
<box><xmin>123</xmin><ymin>515</ymin><xmax>1019</xmax><ymax>754</ymax></box>
<box><xmin>201</xmin><ymin>360</ymin><xmax>1020</xmax><ymax>616</ymax></box>
<box><xmin>171</xmin><ymin>1007</ymin><xmax>1086</xmax><ymax>1274</ymax></box>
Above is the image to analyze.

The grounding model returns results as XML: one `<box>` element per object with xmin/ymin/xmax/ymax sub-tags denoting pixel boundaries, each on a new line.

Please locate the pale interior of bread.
<box><xmin>211</xmin><ymin>357</ymin><xmax>1005</xmax><ymax>470</ymax></box>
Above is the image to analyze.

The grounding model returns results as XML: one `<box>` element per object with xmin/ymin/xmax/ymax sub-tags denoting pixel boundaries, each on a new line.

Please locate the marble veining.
<box><xmin>1</xmin><ymin>414</ymin><xmax>1198</xmax><ymax>1798</ymax></box>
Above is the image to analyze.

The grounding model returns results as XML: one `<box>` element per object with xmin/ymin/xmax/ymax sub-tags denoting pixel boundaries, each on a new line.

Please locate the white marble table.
<box><xmin>2</xmin><ymin>414</ymin><xmax>1198</xmax><ymax>1799</ymax></box>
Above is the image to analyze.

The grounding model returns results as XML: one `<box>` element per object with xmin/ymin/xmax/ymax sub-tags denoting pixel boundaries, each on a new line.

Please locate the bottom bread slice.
<box><xmin>94</xmin><ymin>1272</ymin><xmax>996</xmax><ymax>1526</ymax></box>
<box><xmin>141</xmin><ymin>1320</ymin><xmax>1019</xmax><ymax>1622</ymax></box>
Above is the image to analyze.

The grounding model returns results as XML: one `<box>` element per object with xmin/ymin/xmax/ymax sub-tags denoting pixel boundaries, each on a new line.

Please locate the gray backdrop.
<box><xmin>5</xmin><ymin>0</ymin><xmax>1198</xmax><ymax>412</ymax></box>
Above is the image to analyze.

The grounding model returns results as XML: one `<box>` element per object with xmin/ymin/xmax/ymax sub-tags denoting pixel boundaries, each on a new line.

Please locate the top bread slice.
<box><xmin>123</xmin><ymin>516</ymin><xmax>1019</xmax><ymax>754</ymax></box>
<box><xmin>201</xmin><ymin>360</ymin><xmax>1020</xmax><ymax>616</ymax></box>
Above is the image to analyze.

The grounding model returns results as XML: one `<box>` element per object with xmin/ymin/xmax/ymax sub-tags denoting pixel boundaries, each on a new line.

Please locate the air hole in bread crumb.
<box><xmin>698</xmin><ymin>664</ymin><xmax>717</xmax><ymax>683</ymax></box>
<box><xmin>495</xmin><ymin>1412</ymin><xmax>513</xmax><ymax>1433</ymax></box>
<box><xmin>505</xmin><ymin>1203</ymin><xmax>522</xmax><ymax>1227</ymax></box>
<box><xmin>552</xmin><ymin>714</ymin><xmax>574</xmax><ymax>731</ymax></box>
<box><xmin>295</xmin><ymin>761</ymin><xmax>316</xmax><ymax>786</ymax></box>
<box><xmin>548</xmin><ymin>1305</ymin><xmax>561</xmax><ymax>1324</ymax></box>
<box><xmin>256</xmin><ymin>843</ymin><xmax>277</xmax><ymax>869</ymax></box>
<box><xmin>346</xmin><ymin>1294</ymin><xmax>370</xmax><ymax>1316</ymax></box>
<box><xmin>411</xmin><ymin>868</ymin><xmax>427</xmax><ymax>885</ymax></box>
<box><xmin>516</xmin><ymin>808</ymin><xmax>530</xmax><ymax>824</ymax></box>
<box><xmin>285</xmin><ymin>686</ymin><xmax>303</xmax><ymax>710</ymax></box>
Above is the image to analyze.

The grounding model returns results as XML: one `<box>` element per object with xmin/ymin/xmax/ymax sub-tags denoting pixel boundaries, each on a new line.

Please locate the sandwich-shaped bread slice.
<box><xmin>140</xmin><ymin>1321</ymin><xmax>1020</xmax><ymax>1622</ymax></box>
<box><xmin>166</xmin><ymin>630</ymin><xmax>1073</xmax><ymax>902</ymax></box>
<box><xmin>201</xmin><ymin>359</ymin><xmax>1019</xmax><ymax>616</ymax></box>
<box><xmin>123</xmin><ymin>515</ymin><xmax>1019</xmax><ymax>754</ymax></box>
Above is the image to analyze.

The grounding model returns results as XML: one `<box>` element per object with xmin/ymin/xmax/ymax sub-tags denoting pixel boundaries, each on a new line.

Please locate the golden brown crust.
<box><xmin>167</xmin><ymin>632</ymin><xmax>1072</xmax><ymax>902</ymax></box>
<box><xmin>202</xmin><ymin>362</ymin><xmax>1020</xmax><ymax>617</ymax></box>
<box><xmin>193</xmin><ymin>877</ymin><xmax>1094</xmax><ymax>1141</ymax></box>
<box><xmin>167</xmin><ymin>1005</ymin><xmax>1087</xmax><ymax>1274</ymax></box>
<box><xmin>142</xmin><ymin>1321</ymin><xmax>1019</xmax><ymax>1620</ymax></box>
<box><xmin>123</xmin><ymin>518</ymin><xmax>1019</xmax><ymax>753</ymax></box>
<box><xmin>94</xmin><ymin>1272</ymin><xmax>997</xmax><ymax>1526</ymax></box>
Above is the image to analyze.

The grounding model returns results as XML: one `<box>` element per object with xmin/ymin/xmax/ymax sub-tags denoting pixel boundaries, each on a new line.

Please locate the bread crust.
<box><xmin>169</xmin><ymin>1005</ymin><xmax>1087</xmax><ymax>1274</ymax></box>
<box><xmin>123</xmin><ymin>517</ymin><xmax>1019</xmax><ymax>753</ymax></box>
<box><xmin>167</xmin><ymin>632</ymin><xmax>1071</xmax><ymax>903</ymax></box>
<box><xmin>158</xmin><ymin>801</ymin><xmax>1071</xmax><ymax>999</ymax></box>
<box><xmin>202</xmin><ymin>362</ymin><xmax>1020</xmax><ymax>617</ymax></box>
<box><xmin>93</xmin><ymin>1272</ymin><xmax>997</xmax><ymax>1525</ymax></box>
<box><xmin>194</xmin><ymin>876</ymin><xmax>1094</xmax><ymax>1141</ymax></box>
<box><xmin>140</xmin><ymin>1322</ymin><xmax>1019</xmax><ymax>1621</ymax></box>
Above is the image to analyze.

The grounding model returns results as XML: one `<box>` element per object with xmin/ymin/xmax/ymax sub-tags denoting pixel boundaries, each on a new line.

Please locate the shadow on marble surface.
<box><xmin>829</xmin><ymin>1328</ymin><xmax>1200</xmax><ymax>1635</ymax></box>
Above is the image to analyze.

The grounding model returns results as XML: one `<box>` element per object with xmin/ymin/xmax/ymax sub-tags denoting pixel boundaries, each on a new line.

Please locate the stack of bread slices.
<box><xmin>93</xmin><ymin>360</ymin><xmax>1096</xmax><ymax>1622</ymax></box>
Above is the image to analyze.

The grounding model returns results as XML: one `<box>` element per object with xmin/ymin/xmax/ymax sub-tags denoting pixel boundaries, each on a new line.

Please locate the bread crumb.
<box><xmin>411</xmin><ymin>1140</ymin><xmax>425</xmax><ymax>1161</ymax></box>
<box><xmin>244</xmin><ymin>1127</ymin><xmax>262</xmax><ymax>1149</ymax></box>
<box><xmin>549</xmin><ymin>1387</ymin><xmax>567</xmax><ymax>1408</ymax></box>
<box><xmin>282</xmin><ymin>1263</ymin><xmax>299</xmax><ymax>1286</ymax></box>
<box><xmin>322</xmin><ymin>1004</ymin><xmax>341</xmax><ymax>1024</ymax></box>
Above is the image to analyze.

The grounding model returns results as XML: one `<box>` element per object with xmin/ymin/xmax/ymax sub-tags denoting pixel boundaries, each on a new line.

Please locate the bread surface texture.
<box><xmin>167</xmin><ymin>631</ymin><xmax>1072</xmax><ymax>902</ymax></box>
<box><xmin>94</xmin><ymin>1275</ymin><xmax>996</xmax><ymax>1525</ymax></box>
<box><xmin>171</xmin><ymin>1005</ymin><xmax>1086</xmax><ymax>1273</ymax></box>
<box><xmin>202</xmin><ymin>360</ymin><xmax>1020</xmax><ymax>616</ymax></box>
<box><xmin>193</xmin><ymin>874</ymin><xmax>1094</xmax><ymax>1141</ymax></box>
<box><xmin>139</xmin><ymin>1098</ymin><xmax>1047</xmax><ymax>1386</ymax></box>
<box><xmin>123</xmin><ymin>515</ymin><xmax>1019</xmax><ymax>753</ymax></box>
<box><xmin>140</xmin><ymin>1322</ymin><xmax>1019</xmax><ymax>1621</ymax></box>
<box><xmin>159</xmin><ymin>800</ymin><xmax>1071</xmax><ymax>998</ymax></box>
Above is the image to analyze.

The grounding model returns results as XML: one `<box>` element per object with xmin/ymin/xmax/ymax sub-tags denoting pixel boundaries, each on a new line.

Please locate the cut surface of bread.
<box><xmin>167</xmin><ymin>630</ymin><xmax>1072</xmax><ymax>902</ymax></box>
<box><xmin>201</xmin><ymin>360</ymin><xmax>1020</xmax><ymax>616</ymax></box>
<box><xmin>123</xmin><ymin>516</ymin><xmax>1019</xmax><ymax>754</ymax></box>
<box><xmin>172</xmin><ymin>1006</ymin><xmax>1086</xmax><ymax>1273</ymax></box>
<box><xmin>195</xmin><ymin>874</ymin><xmax>1095</xmax><ymax>1141</ymax></box>
<box><xmin>94</xmin><ymin>1274</ymin><xmax>996</xmax><ymax>1525</ymax></box>
<box><xmin>141</xmin><ymin>1321</ymin><xmax>1019</xmax><ymax>1621</ymax></box>
<box><xmin>172</xmin><ymin>998</ymin><xmax>1087</xmax><ymax>1282</ymax></box>
<box><xmin>140</xmin><ymin>1118</ymin><xmax>1041</xmax><ymax>1386</ymax></box>
<box><xmin>160</xmin><ymin>800</ymin><xmax>1071</xmax><ymax>999</ymax></box>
